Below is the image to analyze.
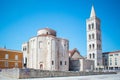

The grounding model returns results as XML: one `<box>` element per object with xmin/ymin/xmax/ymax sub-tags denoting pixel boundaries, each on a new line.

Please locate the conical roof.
<box><xmin>90</xmin><ymin>5</ymin><xmax>96</xmax><ymax>18</ymax></box>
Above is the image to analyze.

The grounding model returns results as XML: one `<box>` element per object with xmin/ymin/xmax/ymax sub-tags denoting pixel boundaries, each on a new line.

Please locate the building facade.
<box><xmin>86</xmin><ymin>6</ymin><xmax>103</xmax><ymax>69</ymax></box>
<box><xmin>0</xmin><ymin>48</ymin><xmax>23</xmax><ymax>69</ymax></box>
<box><xmin>22</xmin><ymin>28</ymin><xmax>69</xmax><ymax>71</ymax></box>
<box><xmin>103</xmin><ymin>51</ymin><xmax>120</xmax><ymax>70</ymax></box>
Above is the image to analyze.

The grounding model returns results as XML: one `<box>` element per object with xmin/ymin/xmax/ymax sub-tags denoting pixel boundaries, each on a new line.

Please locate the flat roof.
<box><xmin>103</xmin><ymin>50</ymin><xmax>120</xmax><ymax>54</ymax></box>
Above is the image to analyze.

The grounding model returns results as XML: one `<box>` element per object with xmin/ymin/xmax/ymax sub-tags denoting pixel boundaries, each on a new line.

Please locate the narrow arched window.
<box><xmin>92</xmin><ymin>34</ymin><xmax>94</xmax><ymax>39</ymax></box>
<box><xmin>93</xmin><ymin>53</ymin><xmax>95</xmax><ymax>58</ymax></box>
<box><xmin>40</xmin><ymin>64</ymin><xmax>43</xmax><ymax>70</ymax></box>
<box><xmin>92</xmin><ymin>44</ymin><xmax>95</xmax><ymax>49</ymax></box>
<box><xmin>92</xmin><ymin>23</ymin><xmax>94</xmax><ymax>29</ymax></box>
<box><xmin>89</xmin><ymin>54</ymin><xmax>91</xmax><ymax>59</ymax></box>
<box><xmin>15</xmin><ymin>55</ymin><xmax>18</xmax><ymax>60</ymax></box>
<box><xmin>89</xmin><ymin>34</ymin><xmax>91</xmax><ymax>40</ymax></box>
<box><xmin>52</xmin><ymin>61</ymin><xmax>54</xmax><ymax>65</ymax></box>
<box><xmin>89</xmin><ymin>44</ymin><xmax>91</xmax><ymax>50</ymax></box>
<box><xmin>88</xmin><ymin>24</ymin><xmax>91</xmax><ymax>30</ymax></box>
<box><xmin>60</xmin><ymin>61</ymin><xmax>62</xmax><ymax>65</ymax></box>
<box><xmin>46</xmin><ymin>32</ymin><xmax>48</xmax><ymax>35</ymax></box>
<box><xmin>5</xmin><ymin>54</ymin><xmax>9</xmax><ymax>59</ymax></box>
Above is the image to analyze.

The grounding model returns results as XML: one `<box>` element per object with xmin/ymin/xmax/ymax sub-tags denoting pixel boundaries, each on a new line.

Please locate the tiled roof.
<box><xmin>0</xmin><ymin>48</ymin><xmax>22</xmax><ymax>53</ymax></box>
<box><xmin>69</xmin><ymin>48</ymin><xmax>84</xmax><ymax>59</ymax></box>
<box><xmin>69</xmin><ymin>48</ymin><xmax>78</xmax><ymax>57</ymax></box>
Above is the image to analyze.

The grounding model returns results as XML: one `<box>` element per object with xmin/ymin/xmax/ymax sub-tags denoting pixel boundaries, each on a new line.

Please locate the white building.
<box><xmin>86</xmin><ymin>5</ymin><xmax>103</xmax><ymax>69</ymax></box>
<box><xmin>103</xmin><ymin>51</ymin><xmax>120</xmax><ymax>70</ymax></box>
<box><xmin>22</xmin><ymin>28</ymin><xmax>69</xmax><ymax>71</ymax></box>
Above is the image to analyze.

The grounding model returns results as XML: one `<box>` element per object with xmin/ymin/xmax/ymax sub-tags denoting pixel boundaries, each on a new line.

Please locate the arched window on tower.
<box><xmin>92</xmin><ymin>23</ymin><xmax>94</xmax><ymax>29</ymax></box>
<box><xmin>89</xmin><ymin>54</ymin><xmax>91</xmax><ymax>59</ymax></box>
<box><xmin>92</xmin><ymin>33</ymin><xmax>94</xmax><ymax>39</ymax></box>
<box><xmin>92</xmin><ymin>44</ymin><xmax>95</xmax><ymax>49</ymax></box>
<box><xmin>89</xmin><ymin>44</ymin><xmax>91</xmax><ymax>50</ymax></box>
<box><xmin>93</xmin><ymin>53</ymin><xmax>95</xmax><ymax>58</ymax></box>
<box><xmin>88</xmin><ymin>24</ymin><xmax>91</xmax><ymax>30</ymax></box>
<box><xmin>89</xmin><ymin>34</ymin><xmax>91</xmax><ymax>40</ymax></box>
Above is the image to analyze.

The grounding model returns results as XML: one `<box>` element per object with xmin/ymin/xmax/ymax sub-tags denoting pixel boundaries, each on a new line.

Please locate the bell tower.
<box><xmin>86</xmin><ymin>5</ymin><xmax>102</xmax><ymax>69</ymax></box>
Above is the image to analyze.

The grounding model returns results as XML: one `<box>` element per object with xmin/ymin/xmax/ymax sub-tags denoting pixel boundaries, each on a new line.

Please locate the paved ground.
<box><xmin>0</xmin><ymin>72</ymin><xmax>120</xmax><ymax>80</ymax></box>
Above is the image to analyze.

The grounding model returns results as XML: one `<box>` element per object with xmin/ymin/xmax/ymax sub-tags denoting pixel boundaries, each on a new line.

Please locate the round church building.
<box><xmin>22</xmin><ymin>27</ymin><xmax>69</xmax><ymax>71</ymax></box>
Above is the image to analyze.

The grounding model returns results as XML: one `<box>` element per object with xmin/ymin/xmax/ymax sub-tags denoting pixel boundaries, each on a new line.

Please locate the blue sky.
<box><xmin>0</xmin><ymin>0</ymin><xmax>120</xmax><ymax>56</ymax></box>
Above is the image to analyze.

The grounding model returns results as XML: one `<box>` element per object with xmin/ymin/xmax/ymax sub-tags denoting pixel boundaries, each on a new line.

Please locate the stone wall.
<box><xmin>2</xmin><ymin>68</ymin><xmax>20</xmax><ymax>78</ymax></box>
<box><xmin>69</xmin><ymin>60</ymin><xmax>80</xmax><ymax>71</ymax></box>
<box><xmin>82</xmin><ymin>59</ymin><xmax>94</xmax><ymax>71</ymax></box>
<box><xmin>2</xmin><ymin>68</ymin><xmax>116</xmax><ymax>79</ymax></box>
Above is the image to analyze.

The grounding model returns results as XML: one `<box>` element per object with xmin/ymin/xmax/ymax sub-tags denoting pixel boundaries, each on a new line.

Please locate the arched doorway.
<box><xmin>40</xmin><ymin>64</ymin><xmax>43</xmax><ymax>70</ymax></box>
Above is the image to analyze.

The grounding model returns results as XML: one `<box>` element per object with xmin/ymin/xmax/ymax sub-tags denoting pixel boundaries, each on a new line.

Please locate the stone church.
<box><xmin>22</xmin><ymin>28</ymin><xmax>69</xmax><ymax>71</ymax></box>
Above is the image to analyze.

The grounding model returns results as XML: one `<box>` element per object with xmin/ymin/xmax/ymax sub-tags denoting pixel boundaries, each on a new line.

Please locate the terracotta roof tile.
<box><xmin>69</xmin><ymin>48</ymin><xmax>80</xmax><ymax>57</ymax></box>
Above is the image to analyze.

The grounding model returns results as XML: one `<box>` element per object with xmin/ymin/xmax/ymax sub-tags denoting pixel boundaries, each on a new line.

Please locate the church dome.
<box><xmin>37</xmin><ymin>28</ymin><xmax>56</xmax><ymax>36</ymax></box>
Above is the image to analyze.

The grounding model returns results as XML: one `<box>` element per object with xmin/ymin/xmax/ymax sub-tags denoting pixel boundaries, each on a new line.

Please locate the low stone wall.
<box><xmin>2</xmin><ymin>68</ymin><xmax>20</xmax><ymax>78</ymax></box>
<box><xmin>2</xmin><ymin>68</ymin><xmax>117</xmax><ymax>79</ymax></box>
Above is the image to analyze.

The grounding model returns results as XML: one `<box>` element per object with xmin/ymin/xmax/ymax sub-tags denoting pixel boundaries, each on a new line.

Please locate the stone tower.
<box><xmin>86</xmin><ymin>5</ymin><xmax>102</xmax><ymax>69</ymax></box>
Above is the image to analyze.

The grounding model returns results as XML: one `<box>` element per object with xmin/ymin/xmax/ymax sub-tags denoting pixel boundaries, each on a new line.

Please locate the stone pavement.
<box><xmin>0</xmin><ymin>72</ymin><xmax>120</xmax><ymax>80</ymax></box>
